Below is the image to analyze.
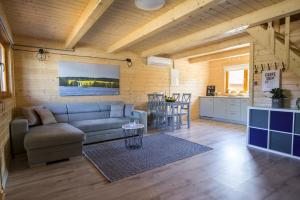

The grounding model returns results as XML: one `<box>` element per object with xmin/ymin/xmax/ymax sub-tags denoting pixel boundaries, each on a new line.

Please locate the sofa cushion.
<box><xmin>124</xmin><ymin>104</ymin><xmax>134</xmax><ymax>117</ymax></box>
<box><xmin>43</xmin><ymin>104</ymin><xmax>69</xmax><ymax>123</ymax></box>
<box><xmin>110</xmin><ymin>104</ymin><xmax>124</xmax><ymax>118</ymax></box>
<box><xmin>22</xmin><ymin>106</ymin><xmax>43</xmax><ymax>126</ymax></box>
<box><xmin>67</xmin><ymin>103</ymin><xmax>100</xmax><ymax>114</ymax></box>
<box><xmin>68</xmin><ymin>111</ymin><xmax>110</xmax><ymax>122</ymax></box>
<box><xmin>24</xmin><ymin>123</ymin><xmax>85</xmax><ymax>150</ymax></box>
<box><xmin>34</xmin><ymin>108</ymin><xmax>57</xmax><ymax>125</ymax></box>
<box><xmin>70</xmin><ymin>118</ymin><xmax>130</xmax><ymax>132</ymax></box>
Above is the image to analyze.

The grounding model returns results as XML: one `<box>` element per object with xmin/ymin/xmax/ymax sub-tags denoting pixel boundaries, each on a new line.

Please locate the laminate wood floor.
<box><xmin>5</xmin><ymin>119</ymin><xmax>300</xmax><ymax>200</ymax></box>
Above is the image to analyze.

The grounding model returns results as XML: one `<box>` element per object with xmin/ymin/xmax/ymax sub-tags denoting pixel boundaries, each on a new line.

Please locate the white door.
<box><xmin>200</xmin><ymin>98</ymin><xmax>214</xmax><ymax>117</ymax></box>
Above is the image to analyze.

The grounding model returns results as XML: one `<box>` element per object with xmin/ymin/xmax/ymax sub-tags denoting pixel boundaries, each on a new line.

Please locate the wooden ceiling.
<box><xmin>2</xmin><ymin>0</ymin><xmax>298</xmax><ymax>57</ymax></box>
<box><xmin>2</xmin><ymin>0</ymin><xmax>89</xmax><ymax>42</ymax></box>
<box><xmin>79</xmin><ymin>0</ymin><xmax>182</xmax><ymax>49</ymax></box>
<box><xmin>127</xmin><ymin>0</ymin><xmax>284</xmax><ymax>53</ymax></box>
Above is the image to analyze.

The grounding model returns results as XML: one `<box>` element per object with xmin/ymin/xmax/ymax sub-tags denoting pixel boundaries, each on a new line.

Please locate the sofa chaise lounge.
<box><xmin>10</xmin><ymin>102</ymin><xmax>147</xmax><ymax>165</ymax></box>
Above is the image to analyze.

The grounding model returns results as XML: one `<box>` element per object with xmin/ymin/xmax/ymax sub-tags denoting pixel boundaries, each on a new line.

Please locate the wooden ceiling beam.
<box><xmin>188</xmin><ymin>46</ymin><xmax>249</xmax><ymax>63</ymax></box>
<box><xmin>106</xmin><ymin>0</ymin><xmax>222</xmax><ymax>53</ymax></box>
<box><xmin>65</xmin><ymin>0</ymin><xmax>114</xmax><ymax>49</ymax></box>
<box><xmin>171</xmin><ymin>35</ymin><xmax>252</xmax><ymax>59</ymax></box>
<box><xmin>141</xmin><ymin>0</ymin><xmax>300</xmax><ymax>57</ymax></box>
<box><xmin>0</xmin><ymin>1</ymin><xmax>14</xmax><ymax>44</ymax></box>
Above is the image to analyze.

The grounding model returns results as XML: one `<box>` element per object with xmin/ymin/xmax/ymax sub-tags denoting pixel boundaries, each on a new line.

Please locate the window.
<box><xmin>225</xmin><ymin>64</ymin><xmax>249</xmax><ymax>94</ymax></box>
<box><xmin>0</xmin><ymin>43</ymin><xmax>7</xmax><ymax>97</ymax></box>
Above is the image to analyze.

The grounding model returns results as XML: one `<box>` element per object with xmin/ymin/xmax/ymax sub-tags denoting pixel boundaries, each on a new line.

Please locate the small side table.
<box><xmin>122</xmin><ymin>123</ymin><xmax>144</xmax><ymax>149</ymax></box>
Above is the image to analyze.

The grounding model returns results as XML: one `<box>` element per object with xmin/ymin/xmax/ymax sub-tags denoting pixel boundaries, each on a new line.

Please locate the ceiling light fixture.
<box><xmin>135</xmin><ymin>0</ymin><xmax>165</xmax><ymax>11</ymax></box>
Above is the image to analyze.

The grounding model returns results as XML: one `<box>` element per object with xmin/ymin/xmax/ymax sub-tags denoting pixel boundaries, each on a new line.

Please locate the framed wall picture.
<box><xmin>262</xmin><ymin>70</ymin><xmax>280</xmax><ymax>92</ymax></box>
<box><xmin>58</xmin><ymin>61</ymin><xmax>120</xmax><ymax>96</ymax></box>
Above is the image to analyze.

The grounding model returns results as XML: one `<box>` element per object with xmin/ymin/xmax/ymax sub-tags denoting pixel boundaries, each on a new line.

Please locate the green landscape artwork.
<box><xmin>58</xmin><ymin>61</ymin><xmax>120</xmax><ymax>96</ymax></box>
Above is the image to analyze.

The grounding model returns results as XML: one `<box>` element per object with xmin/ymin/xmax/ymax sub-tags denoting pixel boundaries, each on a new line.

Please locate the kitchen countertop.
<box><xmin>199</xmin><ymin>96</ymin><xmax>250</xmax><ymax>98</ymax></box>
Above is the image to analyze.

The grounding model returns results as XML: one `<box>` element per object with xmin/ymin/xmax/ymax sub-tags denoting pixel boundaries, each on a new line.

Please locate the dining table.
<box><xmin>148</xmin><ymin>100</ymin><xmax>191</xmax><ymax>132</ymax></box>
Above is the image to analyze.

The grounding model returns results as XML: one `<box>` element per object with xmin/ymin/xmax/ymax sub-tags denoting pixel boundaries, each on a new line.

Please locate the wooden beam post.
<box><xmin>65</xmin><ymin>0</ymin><xmax>114</xmax><ymax>49</ymax></box>
<box><xmin>274</xmin><ymin>19</ymin><xmax>280</xmax><ymax>33</ymax></box>
<box><xmin>188</xmin><ymin>46</ymin><xmax>249</xmax><ymax>63</ymax></box>
<box><xmin>285</xmin><ymin>16</ymin><xmax>290</xmax><ymax>68</ymax></box>
<box><xmin>247</xmin><ymin>25</ymin><xmax>300</xmax><ymax>77</ymax></box>
<box><xmin>249</xmin><ymin>42</ymin><xmax>255</xmax><ymax>106</ymax></box>
<box><xmin>268</xmin><ymin>22</ymin><xmax>275</xmax><ymax>55</ymax></box>
<box><xmin>171</xmin><ymin>35</ymin><xmax>252</xmax><ymax>59</ymax></box>
<box><xmin>106</xmin><ymin>0</ymin><xmax>222</xmax><ymax>53</ymax></box>
<box><xmin>141</xmin><ymin>0</ymin><xmax>300</xmax><ymax>57</ymax></box>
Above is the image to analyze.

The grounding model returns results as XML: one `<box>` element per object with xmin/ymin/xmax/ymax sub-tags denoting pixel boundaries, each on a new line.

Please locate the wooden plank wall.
<box><xmin>0</xmin><ymin>46</ymin><xmax>15</xmax><ymax>196</ymax></box>
<box><xmin>0</xmin><ymin>98</ymin><xmax>14</xmax><ymax>192</ymax></box>
<box><xmin>253</xmin><ymin>22</ymin><xmax>300</xmax><ymax>108</ymax></box>
<box><xmin>171</xmin><ymin>59</ymin><xmax>209</xmax><ymax>119</ymax></box>
<box><xmin>13</xmin><ymin>48</ymin><xmax>207</xmax><ymax>119</ymax></box>
<box><xmin>207</xmin><ymin>55</ymin><xmax>250</xmax><ymax>94</ymax></box>
<box><xmin>253</xmin><ymin>43</ymin><xmax>300</xmax><ymax>108</ymax></box>
<box><xmin>13</xmin><ymin>49</ymin><xmax>168</xmax><ymax>110</ymax></box>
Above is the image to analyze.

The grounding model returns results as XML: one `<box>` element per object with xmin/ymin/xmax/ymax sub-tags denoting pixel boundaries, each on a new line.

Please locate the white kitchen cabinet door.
<box><xmin>225</xmin><ymin>99</ymin><xmax>241</xmax><ymax>121</ymax></box>
<box><xmin>241</xmin><ymin>99</ymin><xmax>249</xmax><ymax>123</ymax></box>
<box><xmin>213</xmin><ymin>98</ymin><xmax>227</xmax><ymax>119</ymax></box>
<box><xmin>200</xmin><ymin>98</ymin><xmax>214</xmax><ymax>117</ymax></box>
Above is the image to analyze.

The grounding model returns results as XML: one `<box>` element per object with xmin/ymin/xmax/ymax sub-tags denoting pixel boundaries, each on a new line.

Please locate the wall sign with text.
<box><xmin>262</xmin><ymin>70</ymin><xmax>280</xmax><ymax>92</ymax></box>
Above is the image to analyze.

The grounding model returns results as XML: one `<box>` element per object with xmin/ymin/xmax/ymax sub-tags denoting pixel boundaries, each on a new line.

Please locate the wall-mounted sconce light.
<box><xmin>126</xmin><ymin>58</ymin><xmax>132</xmax><ymax>67</ymax></box>
<box><xmin>36</xmin><ymin>48</ymin><xmax>47</xmax><ymax>61</ymax></box>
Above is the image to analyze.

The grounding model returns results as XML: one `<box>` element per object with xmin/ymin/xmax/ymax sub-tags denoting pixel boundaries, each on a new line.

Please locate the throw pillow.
<box><xmin>34</xmin><ymin>108</ymin><xmax>57</xmax><ymax>125</ymax></box>
<box><xmin>124</xmin><ymin>104</ymin><xmax>134</xmax><ymax>117</ymax></box>
<box><xmin>22</xmin><ymin>106</ymin><xmax>43</xmax><ymax>126</ymax></box>
<box><xmin>110</xmin><ymin>104</ymin><xmax>124</xmax><ymax>118</ymax></box>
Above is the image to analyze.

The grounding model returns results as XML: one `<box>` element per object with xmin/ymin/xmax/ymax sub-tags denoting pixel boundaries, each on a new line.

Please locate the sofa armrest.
<box><xmin>10</xmin><ymin>118</ymin><xmax>29</xmax><ymax>155</ymax></box>
<box><xmin>132</xmin><ymin>110</ymin><xmax>147</xmax><ymax>134</ymax></box>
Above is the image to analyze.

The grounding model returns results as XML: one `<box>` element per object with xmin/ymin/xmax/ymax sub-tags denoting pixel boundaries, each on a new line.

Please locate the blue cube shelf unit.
<box><xmin>248</xmin><ymin>107</ymin><xmax>300</xmax><ymax>159</ymax></box>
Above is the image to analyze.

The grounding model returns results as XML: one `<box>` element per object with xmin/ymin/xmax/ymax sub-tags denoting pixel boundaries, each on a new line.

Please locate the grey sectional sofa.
<box><xmin>10</xmin><ymin>102</ymin><xmax>147</xmax><ymax>165</ymax></box>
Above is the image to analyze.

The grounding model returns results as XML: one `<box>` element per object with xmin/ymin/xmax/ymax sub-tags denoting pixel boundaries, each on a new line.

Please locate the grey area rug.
<box><xmin>83</xmin><ymin>134</ymin><xmax>212</xmax><ymax>182</ymax></box>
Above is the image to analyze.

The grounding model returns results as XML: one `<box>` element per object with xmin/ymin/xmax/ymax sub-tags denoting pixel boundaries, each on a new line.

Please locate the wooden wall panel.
<box><xmin>207</xmin><ymin>55</ymin><xmax>250</xmax><ymax>94</ymax></box>
<box><xmin>0</xmin><ymin>44</ymin><xmax>15</xmax><ymax>194</ymax></box>
<box><xmin>253</xmin><ymin>43</ymin><xmax>300</xmax><ymax>108</ymax></box>
<box><xmin>171</xmin><ymin>59</ymin><xmax>209</xmax><ymax>119</ymax></box>
<box><xmin>251</xmin><ymin>20</ymin><xmax>300</xmax><ymax>109</ymax></box>
<box><xmin>13</xmin><ymin>48</ymin><xmax>208</xmax><ymax>120</ymax></box>
<box><xmin>0</xmin><ymin>98</ymin><xmax>14</xmax><ymax>192</ymax></box>
<box><xmin>13</xmin><ymin>49</ymin><xmax>170</xmax><ymax>110</ymax></box>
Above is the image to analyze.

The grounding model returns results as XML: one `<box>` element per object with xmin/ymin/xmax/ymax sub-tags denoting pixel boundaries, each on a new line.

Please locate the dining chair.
<box><xmin>172</xmin><ymin>93</ymin><xmax>181</xmax><ymax>102</ymax></box>
<box><xmin>179</xmin><ymin>93</ymin><xmax>191</xmax><ymax>127</ymax></box>
<box><xmin>147</xmin><ymin>94</ymin><xmax>157</xmax><ymax>128</ymax></box>
<box><xmin>155</xmin><ymin>95</ymin><xmax>167</xmax><ymax>129</ymax></box>
<box><xmin>182</xmin><ymin>93</ymin><xmax>191</xmax><ymax>103</ymax></box>
<box><xmin>168</xmin><ymin>102</ymin><xmax>183</xmax><ymax>131</ymax></box>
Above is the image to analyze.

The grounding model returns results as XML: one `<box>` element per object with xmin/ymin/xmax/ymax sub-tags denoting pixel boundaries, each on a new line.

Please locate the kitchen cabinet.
<box><xmin>199</xmin><ymin>96</ymin><xmax>249</xmax><ymax>125</ymax></box>
<box><xmin>199</xmin><ymin>97</ymin><xmax>213</xmax><ymax>117</ymax></box>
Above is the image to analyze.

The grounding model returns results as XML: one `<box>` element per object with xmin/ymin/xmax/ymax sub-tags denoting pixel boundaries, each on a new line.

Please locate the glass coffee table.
<box><xmin>122</xmin><ymin>123</ymin><xmax>144</xmax><ymax>149</ymax></box>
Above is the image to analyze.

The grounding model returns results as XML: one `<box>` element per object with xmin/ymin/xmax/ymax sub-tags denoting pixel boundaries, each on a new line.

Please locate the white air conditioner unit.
<box><xmin>147</xmin><ymin>56</ymin><xmax>172</xmax><ymax>67</ymax></box>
